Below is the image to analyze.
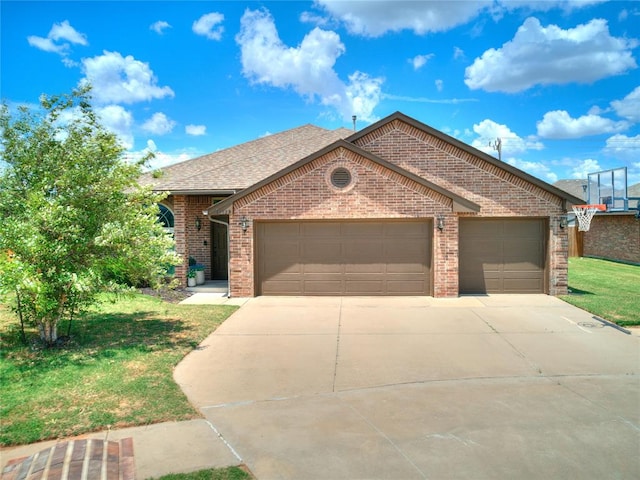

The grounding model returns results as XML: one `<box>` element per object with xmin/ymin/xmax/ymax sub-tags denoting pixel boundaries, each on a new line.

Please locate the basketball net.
<box><xmin>572</xmin><ymin>205</ymin><xmax>605</xmax><ymax>232</ymax></box>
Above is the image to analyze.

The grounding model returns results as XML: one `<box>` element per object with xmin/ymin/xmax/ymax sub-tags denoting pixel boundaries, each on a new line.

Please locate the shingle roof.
<box><xmin>140</xmin><ymin>124</ymin><xmax>354</xmax><ymax>193</ymax></box>
<box><xmin>553</xmin><ymin>179</ymin><xmax>588</xmax><ymax>201</ymax></box>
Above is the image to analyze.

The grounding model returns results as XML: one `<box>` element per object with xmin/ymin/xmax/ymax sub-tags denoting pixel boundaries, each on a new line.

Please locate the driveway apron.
<box><xmin>173</xmin><ymin>295</ymin><xmax>640</xmax><ymax>480</ymax></box>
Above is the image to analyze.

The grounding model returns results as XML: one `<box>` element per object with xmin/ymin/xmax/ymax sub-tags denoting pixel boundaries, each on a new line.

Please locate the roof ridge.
<box><xmin>155</xmin><ymin>126</ymin><xmax>352</xmax><ymax>188</ymax></box>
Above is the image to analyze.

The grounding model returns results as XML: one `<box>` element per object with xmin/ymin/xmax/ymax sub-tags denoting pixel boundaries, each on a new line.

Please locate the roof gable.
<box><xmin>207</xmin><ymin>140</ymin><xmax>480</xmax><ymax>216</ymax></box>
<box><xmin>347</xmin><ymin>112</ymin><xmax>584</xmax><ymax>207</ymax></box>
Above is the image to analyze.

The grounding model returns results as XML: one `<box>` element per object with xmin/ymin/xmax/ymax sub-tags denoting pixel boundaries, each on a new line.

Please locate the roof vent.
<box><xmin>331</xmin><ymin>167</ymin><xmax>352</xmax><ymax>189</ymax></box>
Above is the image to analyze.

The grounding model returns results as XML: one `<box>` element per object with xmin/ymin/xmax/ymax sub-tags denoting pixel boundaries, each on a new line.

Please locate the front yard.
<box><xmin>0</xmin><ymin>292</ymin><xmax>237</xmax><ymax>447</ymax></box>
<box><xmin>561</xmin><ymin>257</ymin><xmax>640</xmax><ymax>327</ymax></box>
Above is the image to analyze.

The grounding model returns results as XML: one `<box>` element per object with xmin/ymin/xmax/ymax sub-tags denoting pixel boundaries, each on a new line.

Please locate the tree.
<box><xmin>0</xmin><ymin>86</ymin><xmax>180</xmax><ymax>346</ymax></box>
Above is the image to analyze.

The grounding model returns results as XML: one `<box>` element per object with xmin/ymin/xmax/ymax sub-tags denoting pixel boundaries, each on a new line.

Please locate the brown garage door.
<box><xmin>459</xmin><ymin>218</ymin><xmax>546</xmax><ymax>294</ymax></box>
<box><xmin>257</xmin><ymin>221</ymin><xmax>431</xmax><ymax>296</ymax></box>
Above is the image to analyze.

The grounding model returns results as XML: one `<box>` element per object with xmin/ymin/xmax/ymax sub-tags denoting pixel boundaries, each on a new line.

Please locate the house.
<box><xmin>141</xmin><ymin>112</ymin><xmax>583</xmax><ymax>297</ymax></box>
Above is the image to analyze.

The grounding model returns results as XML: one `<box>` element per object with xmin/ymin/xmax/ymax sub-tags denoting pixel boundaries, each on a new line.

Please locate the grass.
<box><xmin>0</xmin><ymin>292</ymin><xmax>238</xmax><ymax>447</ymax></box>
<box><xmin>151</xmin><ymin>466</ymin><xmax>253</xmax><ymax>480</ymax></box>
<box><xmin>561</xmin><ymin>257</ymin><xmax>640</xmax><ymax>326</ymax></box>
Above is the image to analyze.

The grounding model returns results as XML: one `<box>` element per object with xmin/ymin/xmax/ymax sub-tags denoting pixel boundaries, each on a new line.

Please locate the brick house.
<box><xmin>141</xmin><ymin>112</ymin><xmax>583</xmax><ymax>297</ymax></box>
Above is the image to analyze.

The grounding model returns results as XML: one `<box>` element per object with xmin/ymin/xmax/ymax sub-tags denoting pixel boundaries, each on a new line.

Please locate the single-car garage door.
<box><xmin>459</xmin><ymin>218</ymin><xmax>546</xmax><ymax>294</ymax></box>
<box><xmin>257</xmin><ymin>221</ymin><xmax>431</xmax><ymax>296</ymax></box>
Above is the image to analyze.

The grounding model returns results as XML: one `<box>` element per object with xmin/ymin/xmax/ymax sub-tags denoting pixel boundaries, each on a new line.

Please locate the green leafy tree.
<box><xmin>0</xmin><ymin>86</ymin><xmax>180</xmax><ymax>346</ymax></box>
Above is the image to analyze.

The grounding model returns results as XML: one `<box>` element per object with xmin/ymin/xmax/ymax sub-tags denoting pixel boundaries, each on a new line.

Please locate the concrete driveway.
<box><xmin>174</xmin><ymin>295</ymin><xmax>640</xmax><ymax>480</ymax></box>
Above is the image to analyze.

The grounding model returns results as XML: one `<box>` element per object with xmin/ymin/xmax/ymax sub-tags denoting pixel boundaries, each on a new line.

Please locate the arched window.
<box><xmin>158</xmin><ymin>204</ymin><xmax>174</xmax><ymax>235</ymax></box>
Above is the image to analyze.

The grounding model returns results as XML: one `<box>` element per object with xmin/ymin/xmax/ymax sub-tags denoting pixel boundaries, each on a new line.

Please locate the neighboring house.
<box><xmin>141</xmin><ymin>112</ymin><xmax>583</xmax><ymax>297</ymax></box>
<box><xmin>554</xmin><ymin>179</ymin><xmax>640</xmax><ymax>264</ymax></box>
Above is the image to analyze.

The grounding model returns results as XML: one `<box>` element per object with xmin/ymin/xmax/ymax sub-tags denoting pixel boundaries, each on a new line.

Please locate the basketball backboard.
<box><xmin>587</xmin><ymin>167</ymin><xmax>628</xmax><ymax>211</ymax></box>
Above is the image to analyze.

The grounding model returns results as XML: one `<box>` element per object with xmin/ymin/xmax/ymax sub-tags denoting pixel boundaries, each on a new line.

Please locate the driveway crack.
<box><xmin>332</xmin><ymin>297</ymin><xmax>343</xmax><ymax>393</ymax></box>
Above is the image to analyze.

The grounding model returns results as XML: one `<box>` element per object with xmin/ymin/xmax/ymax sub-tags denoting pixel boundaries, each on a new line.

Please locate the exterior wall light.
<box><xmin>559</xmin><ymin>216</ymin><xmax>568</xmax><ymax>229</ymax></box>
<box><xmin>437</xmin><ymin>215</ymin><xmax>445</xmax><ymax>231</ymax></box>
<box><xmin>239</xmin><ymin>216</ymin><xmax>249</xmax><ymax>232</ymax></box>
<box><xmin>195</xmin><ymin>217</ymin><xmax>202</xmax><ymax>231</ymax></box>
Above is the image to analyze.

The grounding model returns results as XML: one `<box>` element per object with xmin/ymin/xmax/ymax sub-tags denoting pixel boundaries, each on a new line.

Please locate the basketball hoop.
<box><xmin>572</xmin><ymin>204</ymin><xmax>606</xmax><ymax>232</ymax></box>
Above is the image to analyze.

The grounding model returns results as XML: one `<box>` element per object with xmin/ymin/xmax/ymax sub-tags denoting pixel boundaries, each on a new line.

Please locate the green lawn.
<box><xmin>151</xmin><ymin>466</ymin><xmax>253</xmax><ymax>480</ymax></box>
<box><xmin>561</xmin><ymin>257</ymin><xmax>640</xmax><ymax>326</ymax></box>
<box><xmin>0</xmin><ymin>292</ymin><xmax>238</xmax><ymax>447</ymax></box>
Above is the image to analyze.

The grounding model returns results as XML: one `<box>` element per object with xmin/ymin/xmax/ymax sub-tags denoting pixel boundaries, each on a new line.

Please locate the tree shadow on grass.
<box><xmin>1</xmin><ymin>311</ymin><xmax>198</xmax><ymax>374</ymax></box>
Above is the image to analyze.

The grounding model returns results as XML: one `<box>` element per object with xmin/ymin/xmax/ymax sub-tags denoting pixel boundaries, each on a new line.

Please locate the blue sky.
<box><xmin>2</xmin><ymin>1</ymin><xmax>639</xmax><ymax>186</ymax></box>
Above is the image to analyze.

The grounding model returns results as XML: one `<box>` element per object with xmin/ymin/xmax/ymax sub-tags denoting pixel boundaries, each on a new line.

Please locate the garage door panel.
<box><xmin>345</xmin><ymin>263</ymin><xmax>384</xmax><ymax>274</ymax></box>
<box><xmin>258</xmin><ymin>221</ymin><xmax>431</xmax><ymax>296</ymax></box>
<box><xmin>460</xmin><ymin>218</ymin><xmax>546</xmax><ymax>294</ymax></box>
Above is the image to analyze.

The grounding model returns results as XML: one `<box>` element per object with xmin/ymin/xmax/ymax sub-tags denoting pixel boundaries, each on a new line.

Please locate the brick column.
<box><xmin>433</xmin><ymin>213</ymin><xmax>459</xmax><ymax>297</ymax></box>
<box><xmin>173</xmin><ymin>195</ymin><xmax>188</xmax><ymax>286</ymax></box>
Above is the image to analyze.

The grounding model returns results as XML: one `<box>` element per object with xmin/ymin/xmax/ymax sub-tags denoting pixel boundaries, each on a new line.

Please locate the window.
<box><xmin>158</xmin><ymin>204</ymin><xmax>175</xmax><ymax>235</ymax></box>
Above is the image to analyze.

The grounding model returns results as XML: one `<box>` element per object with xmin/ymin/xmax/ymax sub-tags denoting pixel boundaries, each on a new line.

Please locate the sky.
<box><xmin>2</xmin><ymin>0</ymin><xmax>639</xmax><ymax>187</ymax></box>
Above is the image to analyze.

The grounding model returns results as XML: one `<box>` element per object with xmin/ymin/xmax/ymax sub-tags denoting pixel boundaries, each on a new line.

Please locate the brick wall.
<box><xmin>584</xmin><ymin>213</ymin><xmax>640</xmax><ymax>264</ymax></box>
<box><xmin>170</xmin><ymin>195</ymin><xmax>214</xmax><ymax>286</ymax></box>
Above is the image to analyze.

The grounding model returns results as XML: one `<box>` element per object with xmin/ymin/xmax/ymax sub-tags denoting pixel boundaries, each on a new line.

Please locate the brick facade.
<box><xmin>584</xmin><ymin>213</ymin><xmax>640</xmax><ymax>264</ymax></box>
<box><xmin>171</xmin><ymin>115</ymin><xmax>573</xmax><ymax>297</ymax></box>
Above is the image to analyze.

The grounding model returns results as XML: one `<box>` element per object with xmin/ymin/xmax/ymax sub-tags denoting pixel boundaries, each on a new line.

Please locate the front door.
<box><xmin>211</xmin><ymin>222</ymin><xmax>228</xmax><ymax>280</ymax></box>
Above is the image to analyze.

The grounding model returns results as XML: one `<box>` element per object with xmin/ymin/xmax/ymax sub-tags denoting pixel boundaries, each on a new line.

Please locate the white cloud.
<box><xmin>571</xmin><ymin>159</ymin><xmax>601</xmax><ymax>179</ymax></box>
<box><xmin>435</xmin><ymin>79</ymin><xmax>443</xmax><ymax>92</ymax></box>
<box><xmin>611</xmin><ymin>86</ymin><xmax>640</xmax><ymax>123</ymax></box>
<box><xmin>95</xmin><ymin>105</ymin><xmax>134</xmax><ymax>149</ymax></box>
<box><xmin>142</xmin><ymin>112</ymin><xmax>176</xmax><ymax>135</ymax></box>
<box><xmin>27</xmin><ymin>36</ymin><xmax>67</xmax><ymax>54</ymax></box>
<box><xmin>185</xmin><ymin>124</ymin><xmax>207</xmax><ymax>136</ymax></box>
<box><xmin>472</xmin><ymin>119</ymin><xmax>543</xmax><ymax>157</ymax></box>
<box><xmin>507</xmin><ymin>158</ymin><xmax>558</xmax><ymax>183</ymax></box>
<box><xmin>603</xmin><ymin>134</ymin><xmax>640</xmax><ymax>162</ymax></box>
<box><xmin>537</xmin><ymin>110</ymin><xmax>629</xmax><ymax>138</ymax></box>
<box><xmin>465</xmin><ymin>17</ymin><xmax>638</xmax><ymax>93</ymax></box>
<box><xmin>27</xmin><ymin>20</ymin><xmax>87</xmax><ymax>56</ymax></box>
<box><xmin>193</xmin><ymin>12</ymin><xmax>224</xmax><ymax>40</ymax></box>
<box><xmin>125</xmin><ymin>140</ymin><xmax>194</xmax><ymax>170</ymax></box>
<box><xmin>150</xmin><ymin>21</ymin><xmax>171</xmax><ymax>35</ymax></box>
<box><xmin>236</xmin><ymin>8</ymin><xmax>383</xmax><ymax>122</ymax></box>
<box><xmin>313</xmin><ymin>0</ymin><xmax>491</xmax><ymax>37</ymax></box>
<box><xmin>49</xmin><ymin>20</ymin><xmax>88</xmax><ymax>45</ymax></box>
<box><xmin>453</xmin><ymin>46</ymin><xmax>465</xmax><ymax>60</ymax></box>
<box><xmin>81</xmin><ymin>51</ymin><xmax>174</xmax><ymax>104</ymax></box>
<box><xmin>410</xmin><ymin>54</ymin><xmax>434</xmax><ymax>70</ymax></box>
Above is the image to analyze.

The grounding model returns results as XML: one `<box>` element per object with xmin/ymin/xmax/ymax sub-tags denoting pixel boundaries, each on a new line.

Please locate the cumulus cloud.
<box><xmin>611</xmin><ymin>86</ymin><xmax>640</xmax><ymax>123</ymax></box>
<box><xmin>27</xmin><ymin>20</ymin><xmax>87</xmax><ymax>56</ymax></box>
<box><xmin>95</xmin><ymin>105</ymin><xmax>134</xmax><ymax>149</ymax></box>
<box><xmin>185</xmin><ymin>124</ymin><xmax>207</xmax><ymax>136</ymax></box>
<box><xmin>313</xmin><ymin>0</ymin><xmax>491</xmax><ymax>37</ymax></box>
<box><xmin>81</xmin><ymin>51</ymin><xmax>174</xmax><ymax>104</ymax></box>
<box><xmin>465</xmin><ymin>17</ymin><xmax>637</xmax><ymax>93</ymax></box>
<box><xmin>603</xmin><ymin>133</ymin><xmax>640</xmax><ymax>162</ymax></box>
<box><xmin>193</xmin><ymin>12</ymin><xmax>224</xmax><ymax>40</ymax></box>
<box><xmin>141</xmin><ymin>112</ymin><xmax>176</xmax><ymax>135</ymax></box>
<box><xmin>571</xmin><ymin>159</ymin><xmax>602</xmax><ymax>179</ymax></box>
<box><xmin>150</xmin><ymin>20</ymin><xmax>171</xmax><ymax>35</ymax></box>
<box><xmin>410</xmin><ymin>54</ymin><xmax>434</xmax><ymax>70</ymax></box>
<box><xmin>236</xmin><ymin>8</ymin><xmax>383</xmax><ymax>122</ymax></box>
<box><xmin>472</xmin><ymin>119</ymin><xmax>543</xmax><ymax>157</ymax></box>
<box><xmin>537</xmin><ymin>110</ymin><xmax>629</xmax><ymax>138</ymax></box>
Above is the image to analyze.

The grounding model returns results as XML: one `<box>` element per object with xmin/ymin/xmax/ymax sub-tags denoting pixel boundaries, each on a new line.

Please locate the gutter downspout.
<box><xmin>206</xmin><ymin>215</ymin><xmax>231</xmax><ymax>298</ymax></box>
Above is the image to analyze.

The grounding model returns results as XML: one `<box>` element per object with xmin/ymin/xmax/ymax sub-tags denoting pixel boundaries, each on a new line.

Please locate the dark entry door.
<box><xmin>211</xmin><ymin>223</ymin><xmax>228</xmax><ymax>279</ymax></box>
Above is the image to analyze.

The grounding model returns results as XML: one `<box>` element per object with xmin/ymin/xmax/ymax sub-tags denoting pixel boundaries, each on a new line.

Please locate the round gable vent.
<box><xmin>331</xmin><ymin>167</ymin><xmax>352</xmax><ymax>189</ymax></box>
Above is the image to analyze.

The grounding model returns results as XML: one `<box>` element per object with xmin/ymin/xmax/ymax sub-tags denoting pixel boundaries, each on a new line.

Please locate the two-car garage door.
<box><xmin>257</xmin><ymin>221</ymin><xmax>431</xmax><ymax>296</ymax></box>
